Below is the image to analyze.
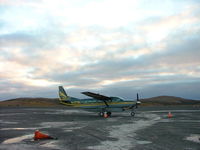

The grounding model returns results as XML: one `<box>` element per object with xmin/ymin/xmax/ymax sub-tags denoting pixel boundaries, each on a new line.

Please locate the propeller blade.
<box><xmin>129</xmin><ymin>93</ymin><xmax>141</xmax><ymax>109</ymax></box>
<box><xmin>136</xmin><ymin>93</ymin><xmax>139</xmax><ymax>108</ymax></box>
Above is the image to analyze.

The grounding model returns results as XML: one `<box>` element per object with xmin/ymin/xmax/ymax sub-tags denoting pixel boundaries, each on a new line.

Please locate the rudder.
<box><xmin>58</xmin><ymin>86</ymin><xmax>70</xmax><ymax>102</ymax></box>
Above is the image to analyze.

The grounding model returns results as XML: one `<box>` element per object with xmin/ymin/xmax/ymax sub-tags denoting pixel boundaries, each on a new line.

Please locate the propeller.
<box><xmin>128</xmin><ymin>93</ymin><xmax>141</xmax><ymax>110</ymax></box>
<box><xmin>135</xmin><ymin>93</ymin><xmax>141</xmax><ymax>108</ymax></box>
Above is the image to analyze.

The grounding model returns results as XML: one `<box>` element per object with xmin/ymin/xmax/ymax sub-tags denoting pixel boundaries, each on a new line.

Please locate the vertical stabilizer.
<box><xmin>58</xmin><ymin>86</ymin><xmax>70</xmax><ymax>102</ymax></box>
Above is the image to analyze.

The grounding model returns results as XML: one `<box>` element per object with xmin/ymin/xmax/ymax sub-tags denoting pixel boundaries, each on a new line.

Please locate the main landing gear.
<box><xmin>98</xmin><ymin>111</ymin><xmax>112</xmax><ymax>118</ymax></box>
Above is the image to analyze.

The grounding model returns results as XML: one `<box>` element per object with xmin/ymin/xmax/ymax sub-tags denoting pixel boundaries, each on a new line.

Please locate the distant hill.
<box><xmin>140</xmin><ymin>96</ymin><xmax>200</xmax><ymax>106</ymax></box>
<box><xmin>0</xmin><ymin>98</ymin><xmax>61</xmax><ymax>107</ymax></box>
<box><xmin>0</xmin><ymin>96</ymin><xmax>200</xmax><ymax>107</ymax></box>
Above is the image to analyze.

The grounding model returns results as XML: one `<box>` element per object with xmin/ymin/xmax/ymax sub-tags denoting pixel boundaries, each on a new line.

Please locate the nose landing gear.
<box><xmin>131</xmin><ymin>108</ymin><xmax>136</xmax><ymax>117</ymax></box>
<box><xmin>131</xmin><ymin>111</ymin><xmax>135</xmax><ymax>117</ymax></box>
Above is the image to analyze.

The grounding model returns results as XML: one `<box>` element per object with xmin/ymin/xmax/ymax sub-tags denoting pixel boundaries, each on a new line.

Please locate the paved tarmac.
<box><xmin>0</xmin><ymin>106</ymin><xmax>200</xmax><ymax>150</ymax></box>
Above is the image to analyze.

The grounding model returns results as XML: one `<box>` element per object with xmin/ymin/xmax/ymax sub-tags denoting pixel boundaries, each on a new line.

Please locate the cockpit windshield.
<box><xmin>111</xmin><ymin>97</ymin><xmax>124</xmax><ymax>102</ymax></box>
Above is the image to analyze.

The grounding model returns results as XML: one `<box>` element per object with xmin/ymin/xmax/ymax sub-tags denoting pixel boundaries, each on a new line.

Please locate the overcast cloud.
<box><xmin>0</xmin><ymin>0</ymin><xmax>200</xmax><ymax>100</ymax></box>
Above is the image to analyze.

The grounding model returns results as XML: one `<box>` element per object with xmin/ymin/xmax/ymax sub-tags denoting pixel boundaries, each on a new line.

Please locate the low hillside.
<box><xmin>0</xmin><ymin>98</ymin><xmax>61</xmax><ymax>107</ymax></box>
<box><xmin>0</xmin><ymin>96</ymin><xmax>199</xmax><ymax>107</ymax></box>
<box><xmin>140</xmin><ymin>96</ymin><xmax>200</xmax><ymax>106</ymax></box>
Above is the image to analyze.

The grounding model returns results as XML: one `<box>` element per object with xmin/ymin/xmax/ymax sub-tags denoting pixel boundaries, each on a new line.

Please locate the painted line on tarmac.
<box><xmin>88</xmin><ymin>113</ymin><xmax>161</xmax><ymax>150</ymax></box>
<box><xmin>185</xmin><ymin>134</ymin><xmax>200</xmax><ymax>144</ymax></box>
<box><xmin>2</xmin><ymin>134</ymin><xmax>33</xmax><ymax>144</ymax></box>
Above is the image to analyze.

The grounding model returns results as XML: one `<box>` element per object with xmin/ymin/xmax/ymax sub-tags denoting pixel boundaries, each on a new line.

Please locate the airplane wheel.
<box><xmin>107</xmin><ymin>112</ymin><xmax>111</xmax><ymax>117</ymax></box>
<box><xmin>99</xmin><ymin>112</ymin><xmax>103</xmax><ymax>117</ymax></box>
<box><xmin>131</xmin><ymin>112</ymin><xmax>135</xmax><ymax>117</ymax></box>
<box><xmin>103</xmin><ymin>112</ymin><xmax>108</xmax><ymax>118</ymax></box>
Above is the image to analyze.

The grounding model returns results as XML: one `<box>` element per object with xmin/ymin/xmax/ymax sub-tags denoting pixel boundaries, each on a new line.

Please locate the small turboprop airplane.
<box><xmin>58</xmin><ymin>86</ymin><xmax>141</xmax><ymax>117</ymax></box>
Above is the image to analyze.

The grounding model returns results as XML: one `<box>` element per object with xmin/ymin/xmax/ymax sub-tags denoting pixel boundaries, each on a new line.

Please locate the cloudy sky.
<box><xmin>0</xmin><ymin>0</ymin><xmax>200</xmax><ymax>100</ymax></box>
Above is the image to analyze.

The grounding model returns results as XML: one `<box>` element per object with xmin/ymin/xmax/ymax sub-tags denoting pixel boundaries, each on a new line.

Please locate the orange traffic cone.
<box><xmin>34</xmin><ymin>130</ymin><xmax>54</xmax><ymax>140</ymax></box>
<box><xmin>167</xmin><ymin>112</ymin><xmax>173</xmax><ymax>118</ymax></box>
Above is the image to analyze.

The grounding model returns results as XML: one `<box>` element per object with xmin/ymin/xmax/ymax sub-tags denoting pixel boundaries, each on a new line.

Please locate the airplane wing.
<box><xmin>82</xmin><ymin>92</ymin><xmax>112</xmax><ymax>107</ymax></box>
<box><xmin>82</xmin><ymin>92</ymin><xmax>111</xmax><ymax>100</ymax></box>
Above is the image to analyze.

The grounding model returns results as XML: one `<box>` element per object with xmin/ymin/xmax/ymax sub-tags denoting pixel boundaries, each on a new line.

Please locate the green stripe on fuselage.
<box><xmin>60</xmin><ymin>101</ymin><xmax>134</xmax><ymax>108</ymax></box>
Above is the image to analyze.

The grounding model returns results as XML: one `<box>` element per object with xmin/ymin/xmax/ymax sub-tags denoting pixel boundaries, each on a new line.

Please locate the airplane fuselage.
<box><xmin>58</xmin><ymin>86</ymin><xmax>140</xmax><ymax>116</ymax></box>
<box><xmin>60</xmin><ymin>97</ymin><xmax>135</xmax><ymax>111</ymax></box>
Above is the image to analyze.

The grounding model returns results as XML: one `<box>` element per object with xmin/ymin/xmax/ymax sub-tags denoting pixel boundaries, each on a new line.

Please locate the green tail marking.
<box><xmin>58</xmin><ymin>86</ymin><xmax>69</xmax><ymax>101</ymax></box>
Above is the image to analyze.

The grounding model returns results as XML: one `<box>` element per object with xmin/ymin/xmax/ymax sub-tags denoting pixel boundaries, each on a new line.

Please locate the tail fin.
<box><xmin>58</xmin><ymin>86</ymin><xmax>70</xmax><ymax>102</ymax></box>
